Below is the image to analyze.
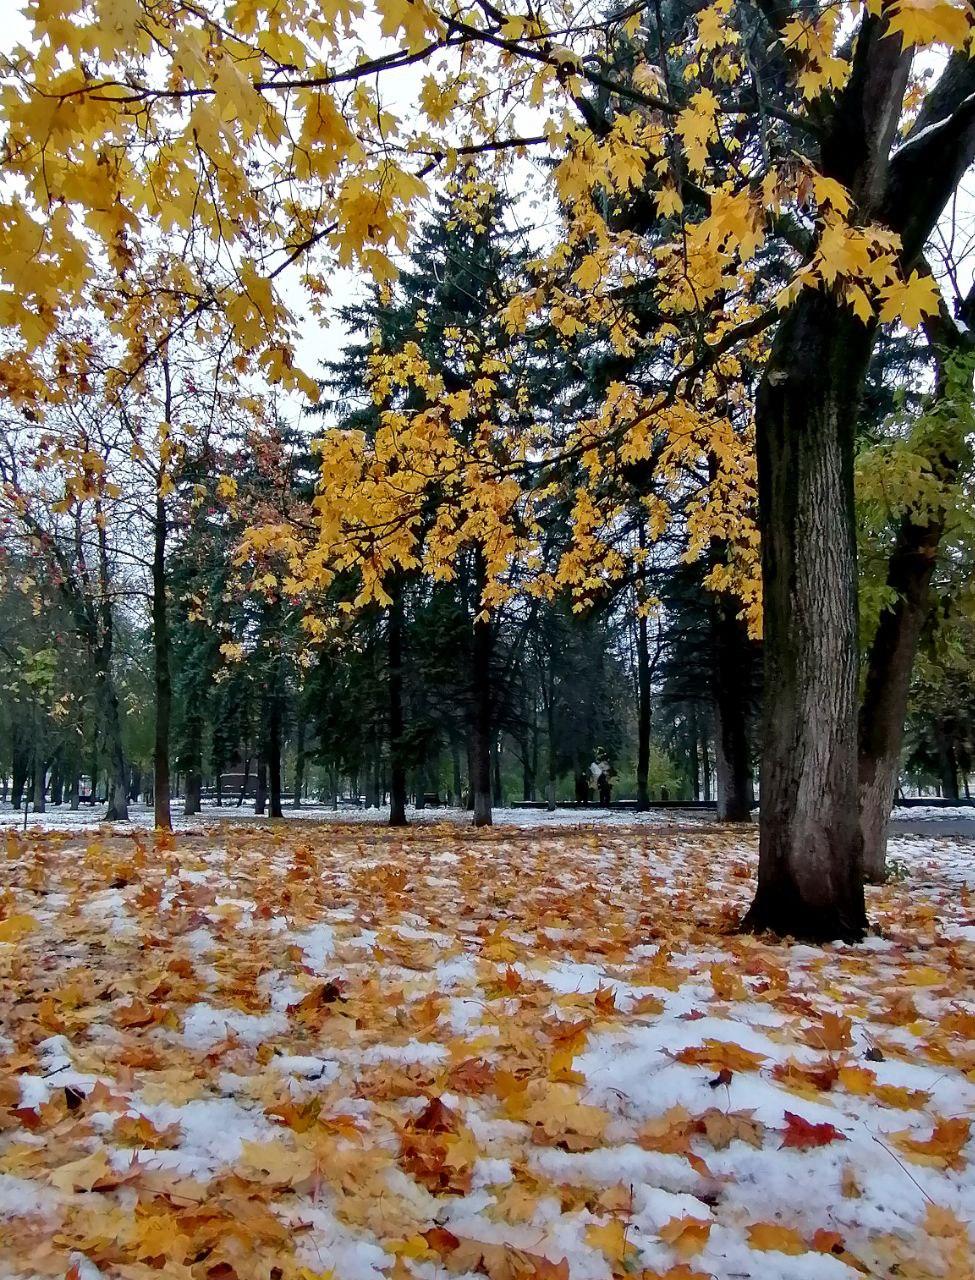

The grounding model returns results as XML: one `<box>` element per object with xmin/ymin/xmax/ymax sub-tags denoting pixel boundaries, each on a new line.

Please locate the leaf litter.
<box><xmin>0</xmin><ymin>821</ymin><xmax>971</xmax><ymax>1280</ymax></box>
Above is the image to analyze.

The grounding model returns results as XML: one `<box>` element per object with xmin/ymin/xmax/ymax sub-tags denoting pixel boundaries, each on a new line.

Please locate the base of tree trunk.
<box><xmin>740</xmin><ymin>884</ymin><xmax>867</xmax><ymax>944</ymax></box>
<box><xmin>716</xmin><ymin>804</ymin><xmax>752</xmax><ymax>823</ymax></box>
<box><xmin>472</xmin><ymin>792</ymin><xmax>492</xmax><ymax>826</ymax></box>
<box><xmin>105</xmin><ymin>800</ymin><xmax>129</xmax><ymax>821</ymax></box>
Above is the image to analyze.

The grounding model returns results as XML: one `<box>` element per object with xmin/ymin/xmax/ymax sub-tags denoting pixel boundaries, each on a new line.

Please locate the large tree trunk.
<box><xmin>712</xmin><ymin>594</ymin><xmax>753</xmax><ymax>822</ymax></box>
<box><xmin>744</xmin><ymin>24</ymin><xmax>975</xmax><ymax>940</ymax></box>
<box><xmin>388</xmin><ymin>578</ymin><xmax>408</xmax><ymax>826</ymax></box>
<box><xmin>744</xmin><ymin>296</ymin><xmax>869</xmax><ymax>942</ymax></box>
<box><xmin>152</xmin><ymin>491</ymin><xmax>172</xmax><ymax>830</ymax></box>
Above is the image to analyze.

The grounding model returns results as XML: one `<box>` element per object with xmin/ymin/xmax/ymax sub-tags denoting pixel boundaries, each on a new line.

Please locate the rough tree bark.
<box><xmin>858</xmin><ymin>300</ymin><xmax>974</xmax><ymax>880</ymax></box>
<box><xmin>743</xmin><ymin>31</ymin><xmax>975</xmax><ymax>940</ymax></box>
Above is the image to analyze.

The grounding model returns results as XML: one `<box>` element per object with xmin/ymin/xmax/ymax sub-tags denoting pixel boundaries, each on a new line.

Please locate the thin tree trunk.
<box><xmin>492</xmin><ymin>737</ymin><xmax>503</xmax><ymax>808</ymax></box>
<box><xmin>183</xmin><ymin>712</ymin><xmax>203</xmax><ymax>817</ymax></box>
<box><xmin>388</xmin><ymin>577</ymin><xmax>408</xmax><ymax>826</ymax></box>
<box><xmin>857</xmin><ymin>314</ymin><xmax>973</xmax><ymax>880</ymax></box>
<box><xmin>268</xmin><ymin>688</ymin><xmax>283</xmax><ymax>818</ymax></box>
<box><xmin>152</xmin><ymin>488</ymin><xmax>172</xmax><ymax>830</ymax></box>
<box><xmin>470</xmin><ymin>583</ymin><xmax>493</xmax><ymax>828</ymax></box>
<box><xmin>701</xmin><ymin>734</ymin><xmax>711</xmax><ymax>803</ymax></box>
<box><xmin>635</xmin><ymin>610</ymin><xmax>652</xmax><ymax>811</ymax></box>
<box><xmin>238</xmin><ymin>753</ymin><xmax>250</xmax><ymax>807</ymax></box>
<box><xmin>545</xmin><ymin>662</ymin><xmax>557</xmax><ymax>811</ymax></box>
<box><xmin>688</xmin><ymin>708</ymin><xmax>700</xmax><ymax>801</ymax></box>
<box><xmin>467</xmin><ymin>549</ymin><xmax>494</xmax><ymax>826</ymax></box>
<box><xmin>712</xmin><ymin>594</ymin><xmax>753</xmax><ymax>822</ymax></box>
<box><xmin>292</xmin><ymin>711</ymin><xmax>305</xmax><ymax>810</ymax></box>
<box><xmin>451</xmin><ymin>738</ymin><xmax>463</xmax><ymax>809</ymax></box>
<box><xmin>32</xmin><ymin>752</ymin><xmax>46</xmax><ymax>813</ymax></box>
<box><xmin>255</xmin><ymin>753</ymin><xmax>267</xmax><ymax>815</ymax></box>
<box><xmin>101</xmin><ymin>667</ymin><xmax>129</xmax><ymax>821</ymax></box>
<box><xmin>936</xmin><ymin>722</ymin><xmax>960</xmax><ymax>802</ymax></box>
<box><xmin>11</xmin><ymin>731</ymin><xmax>28</xmax><ymax>810</ymax></box>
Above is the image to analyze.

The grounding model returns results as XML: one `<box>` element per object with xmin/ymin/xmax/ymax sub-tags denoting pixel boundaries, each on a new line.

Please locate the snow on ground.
<box><xmin>0</xmin><ymin>800</ymin><xmax>712</xmax><ymax>832</ymax></box>
<box><xmin>891</xmin><ymin>804</ymin><xmax>975</xmax><ymax>821</ymax></box>
<box><xmin>0</xmin><ymin>821</ymin><xmax>971</xmax><ymax>1280</ymax></box>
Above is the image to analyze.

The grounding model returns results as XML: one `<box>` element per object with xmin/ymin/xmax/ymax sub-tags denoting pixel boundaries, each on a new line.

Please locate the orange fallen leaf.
<box><xmin>891</xmin><ymin>1116</ymin><xmax>970</xmax><ymax>1170</ymax></box>
<box><xmin>747</xmin><ymin>1222</ymin><xmax>807</xmax><ymax>1254</ymax></box>
<box><xmin>659</xmin><ymin>1215</ymin><xmax>712</xmax><ymax>1257</ymax></box>
<box><xmin>674</xmin><ymin>1039</ymin><xmax>766</xmax><ymax>1072</ymax></box>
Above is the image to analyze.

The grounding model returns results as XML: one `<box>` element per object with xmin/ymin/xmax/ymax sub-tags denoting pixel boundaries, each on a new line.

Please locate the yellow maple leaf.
<box><xmin>887</xmin><ymin>0</ymin><xmax>972</xmax><ymax>48</ymax></box>
<box><xmin>747</xmin><ymin>1222</ymin><xmax>807</xmax><ymax>1254</ymax></box>
<box><xmin>586</xmin><ymin>1218</ymin><xmax>637</xmax><ymax>1263</ymax></box>
<box><xmin>0</xmin><ymin>914</ymin><xmax>38</xmax><ymax>942</ymax></box>
<box><xmin>877</xmin><ymin>270</ymin><xmax>941</xmax><ymax>328</ymax></box>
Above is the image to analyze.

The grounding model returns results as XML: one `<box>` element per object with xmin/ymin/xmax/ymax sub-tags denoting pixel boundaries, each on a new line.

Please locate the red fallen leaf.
<box><xmin>709</xmin><ymin>1068</ymin><xmax>733</xmax><ymax>1088</ymax></box>
<box><xmin>501</xmin><ymin>966</ymin><xmax>522</xmax><ymax>993</ymax></box>
<box><xmin>680</xmin><ymin>1009</ymin><xmax>708</xmax><ymax>1022</ymax></box>
<box><xmin>811</xmin><ymin>1228</ymin><xmax>845</xmax><ymax>1253</ymax></box>
<box><xmin>781</xmin><ymin>1111</ymin><xmax>847</xmax><ymax>1149</ymax></box>
<box><xmin>413</xmin><ymin>1096</ymin><xmax>460</xmax><ymax>1133</ymax></box>
<box><xmin>423</xmin><ymin>1226</ymin><xmax>461</xmax><ymax>1255</ymax></box>
<box><xmin>11</xmin><ymin>1107</ymin><xmax>43</xmax><ymax>1130</ymax></box>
